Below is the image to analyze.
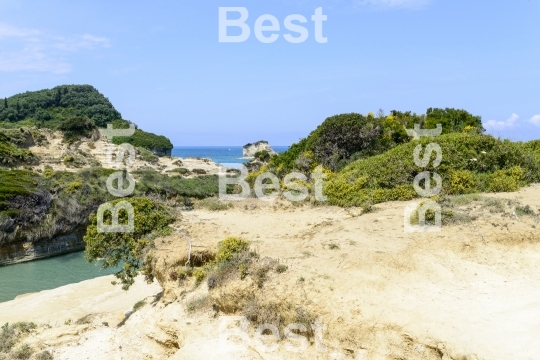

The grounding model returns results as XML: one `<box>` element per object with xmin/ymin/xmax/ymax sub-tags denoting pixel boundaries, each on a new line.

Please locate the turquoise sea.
<box><xmin>171</xmin><ymin>146</ymin><xmax>289</xmax><ymax>168</ymax></box>
<box><xmin>0</xmin><ymin>251</ymin><xmax>119</xmax><ymax>303</ymax></box>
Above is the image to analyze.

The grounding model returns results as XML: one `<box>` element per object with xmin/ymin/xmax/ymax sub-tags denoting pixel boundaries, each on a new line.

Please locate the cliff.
<box><xmin>242</xmin><ymin>140</ymin><xmax>276</xmax><ymax>158</ymax></box>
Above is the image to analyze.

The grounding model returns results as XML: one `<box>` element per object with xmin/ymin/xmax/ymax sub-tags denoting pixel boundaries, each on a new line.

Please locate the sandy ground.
<box><xmin>2</xmin><ymin>184</ymin><xmax>540</xmax><ymax>360</ymax></box>
<box><xmin>0</xmin><ymin>275</ymin><xmax>162</xmax><ymax>325</ymax></box>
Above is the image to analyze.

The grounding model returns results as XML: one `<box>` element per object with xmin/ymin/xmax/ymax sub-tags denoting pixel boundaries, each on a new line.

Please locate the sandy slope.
<box><xmin>2</xmin><ymin>184</ymin><xmax>540</xmax><ymax>360</ymax></box>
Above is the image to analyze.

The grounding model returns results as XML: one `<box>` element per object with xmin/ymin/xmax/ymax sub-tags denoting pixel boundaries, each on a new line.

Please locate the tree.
<box><xmin>84</xmin><ymin>197</ymin><xmax>175</xmax><ymax>290</ymax></box>
<box><xmin>425</xmin><ymin>108</ymin><xmax>484</xmax><ymax>134</ymax></box>
<box><xmin>3</xmin><ymin>98</ymin><xmax>7</xmax><ymax>109</ymax></box>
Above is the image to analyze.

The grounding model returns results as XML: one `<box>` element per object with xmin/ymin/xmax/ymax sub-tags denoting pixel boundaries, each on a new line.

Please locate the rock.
<box><xmin>242</xmin><ymin>141</ymin><xmax>276</xmax><ymax>158</ymax></box>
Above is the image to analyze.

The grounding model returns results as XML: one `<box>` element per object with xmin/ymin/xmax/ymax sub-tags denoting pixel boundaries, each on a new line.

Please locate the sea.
<box><xmin>171</xmin><ymin>146</ymin><xmax>289</xmax><ymax>168</ymax></box>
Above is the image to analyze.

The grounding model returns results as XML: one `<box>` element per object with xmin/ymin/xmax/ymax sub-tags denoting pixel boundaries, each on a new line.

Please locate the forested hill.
<box><xmin>0</xmin><ymin>85</ymin><xmax>121</xmax><ymax>128</ymax></box>
<box><xmin>0</xmin><ymin>85</ymin><xmax>172</xmax><ymax>151</ymax></box>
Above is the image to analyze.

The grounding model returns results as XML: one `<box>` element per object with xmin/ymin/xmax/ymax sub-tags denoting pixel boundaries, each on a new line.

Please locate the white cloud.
<box><xmin>484</xmin><ymin>113</ymin><xmax>520</xmax><ymax>130</ymax></box>
<box><xmin>528</xmin><ymin>115</ymin><xmax>540</xmax><ymax>127</ymax></box>
<box><xmin>354</xmin><ymin>0</ymin><xmax>430</xmax><ymax>9</ymax></box>
<box><xmin>0</xmin><ymin>22</ymin><xmax>110</xmax><ymax>73</ymax></box>
<box><xmin>0</xmin><ymin>23</ymin><xmax>39</xmax><ymax>38</ymax></box>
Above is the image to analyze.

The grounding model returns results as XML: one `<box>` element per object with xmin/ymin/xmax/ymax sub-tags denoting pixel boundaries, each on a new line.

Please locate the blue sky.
<box><xmin>0</xmin><ymin>0</ymin><xmax>539</xmax><ymax>146</ymax></box>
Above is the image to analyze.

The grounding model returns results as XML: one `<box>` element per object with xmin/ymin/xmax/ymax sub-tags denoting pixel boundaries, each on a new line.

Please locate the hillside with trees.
<box><xmin>0</xmin><ymin>85</ymin><xmax>172</xmax><ymax>152</ymax></box>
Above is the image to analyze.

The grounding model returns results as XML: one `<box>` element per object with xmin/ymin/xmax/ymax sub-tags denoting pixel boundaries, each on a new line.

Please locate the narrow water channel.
<box><xmin>0</xmin><ymin>251</ymin><xmax>119</xmax><ymax>303</ymax></box>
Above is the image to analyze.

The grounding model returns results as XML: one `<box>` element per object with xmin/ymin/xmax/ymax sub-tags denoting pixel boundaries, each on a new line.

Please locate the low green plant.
<box><xmin>193</xmin><ymin>268</ymin><xmax>206</xmax><ymax>284</ymax></box>
<box><xmin>12</xmin><ymin>343</ymin><xmax>33</xmax><ymax>359</ymax></box>
<box><xmin>75</xmin><ymin>314</ymin><xmax>93</xmax><ymax>325</ymax></box>
<box><xmin>195</xmin><ymin>197</ymin><xmax>233</xmax><ymax>211</ymax></box>
<box><xmin>276</xmin><ymin>264</ymin><xmax>288</xmax><ymax>273</ymax></box>
<box><xmin>515</xmin><ymin>205</ymin><xmax>536</xmax><ymax>216</ymax></box>
<box><xmin>215</xmin><ymin>237</ymin><xmax>249</xmax><ymax>262</ymax></box>
<box><xmin>133</xmin><ymin>300</ymin><xmax>146</xmax><ymax>312</ymax></box>
<box><xmin>192</xmin><ymin>168</ymin><xmax>207</xmax><ymax>175</ymax></box>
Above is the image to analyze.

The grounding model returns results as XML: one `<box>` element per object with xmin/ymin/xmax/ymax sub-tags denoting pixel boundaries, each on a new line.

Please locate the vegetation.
<box><xmin>270</xmin><ymin>108</ymin><xmax>483</xmax><ymax>173</ymax></box>
<box><xmin>215</xmin><ymin>237</ymin><xmax>249</xmax><ymax>262</ymax></box>
<box><xmin>0</xmin><ymin>322</ymin><xmax>37</xmax><ymax>355</ymax></box>
<box><xmin>195</xmin><ymin>197</ymin><xmax>233</xmax><ymax>211</ymax></box>
<box><xmin>133</xmin><ymin>169</ymin><xmax>219</xmax><ymax>199</ymax></box>
<box><xmin>0</xmin><ymin>132</ymin><xmax>36</xmax><ymax>166</ymax></box>
<box><xmin>0</xmin><ymin>85</ymin><xmax>173</xmax><ymax>152</ymax></box>
<box><xmin>254</xmin><ymin>150</ymin><xmax>271</xmax><ymax>162</ymax></box>
<box><xmin>111</xmin><ymin>120</ymin><xmax>172</xmax><ymax>151</ymax></box>
<box><xmin>84</xmin><ymin>197</ymin><xmax>175</xmax><ymax>290</ymax></box>
<box><xmin>0</xmin><ymin>85</ymin><xmax>121</xmax><ymax>128</ymax></box>
<box><xmin>324</xmin><ymin>133</ymin><xmax>540</xmax><ymax>207</ymax></box>
<box><xmin>58</xmin><ymin>115</ymin><xmax>96</xmax><ymax>143</ymax></box>
<box><xmin>136</xmin><ymin>147</ymin><xmax>159</xmax><ymax>163</ymax></box>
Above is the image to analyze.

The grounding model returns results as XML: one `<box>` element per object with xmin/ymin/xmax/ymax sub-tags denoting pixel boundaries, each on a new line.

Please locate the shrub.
<box><xmin>134</xmin><ymin>169</ymin><xmax>219</xmax><ymax>199</ymax></box>
<box><xmin>63</xmin><ymin>156</ymin><xmax>74</xmax><ymax>164</ymax></box>
<box><xmin>325</xmin><ymin>133</ymin><xmax>540</xmax><ymax>207</ymax></box>
<box><xmin>168</xmin><ymin>167</ymin><xmax>189</xmax><ymax>175</ymax></box>
<box><xmin>133</xmin><ymin>300</ymin><xmax>146</xmax><ymax>312</ymax></box>
<box><xmin>216</xmin><ymin>237</ymin><xmax>249</xmax><ymax>262</ymax></box>
<box><xmin>195</xmin><ymin>197</ymin><xmax>233</xmax><ymax>211</ymax></box>
<box><xmin>112</xmin><ymin>129</ymin><xmax>173</xmax><ymax>151</ymax></box>
<box><xmin>254</xmin><ymin>150</ymin><xmax>271</xmax><ymax>162</ymax></box>
<box><xmin>449</xmin><ymin>170</ymin><xmax>477</xmax><ymax>194</ymax></box>
<box><xmin>58</xmin><ymin>116</ymin><xmax>96</xmax><ymax>142</ymax></box>
<box><xmin>65</xmin><ymin>181</ymin><xmax>83</xmax><ymax>192</ymax></box>
<box><xmin>193</xmin><ymin>268</ymin><xmax>206</xmax><ymax>284</ymax></box>
<box><xmin>84</xmin><ymin>197</ymin><xmax>175</xmax><ymax>290</ymax></box>
<box><xmin>276</xmin><ymin>264</ymin><xmax>288</xmax><ymax>273</ymax></box>
<box><xmin>12</xmin><ymin>344</ymin><xmax>33</xmax><ymax>359</ymax></box>
<box><xmin>192</xmin><ymin>168</ymin><xmax>207</xmax><ymax>175</ymax></box>
<box><xmin>515</xmin><ymin>205</ymin><xmax>536</xmax><ymax>216</ymax></box>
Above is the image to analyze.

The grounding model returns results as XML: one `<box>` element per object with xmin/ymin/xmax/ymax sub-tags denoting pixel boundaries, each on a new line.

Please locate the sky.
<box><xmin>0</xmin><ymin>0</ymin><xmax>539</xmax><ymax>146</ymax></box>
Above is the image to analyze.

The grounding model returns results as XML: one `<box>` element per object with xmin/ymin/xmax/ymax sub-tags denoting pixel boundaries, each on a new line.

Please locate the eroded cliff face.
<box><xmin>0</xmin><ymin>229</ymin><xmax>86</xmax><ymax>265</ymax></box>
<box><xmin>242</xmin><ymin>140</ymin><xmax>276</xmax><ymax>158</ymax></box>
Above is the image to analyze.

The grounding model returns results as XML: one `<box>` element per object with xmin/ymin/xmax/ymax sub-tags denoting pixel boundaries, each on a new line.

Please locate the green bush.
<box><xmin>167</xmin><ymin>167</ymin><xmax>189</xmax><ymax>175</ymax></box>
<box><xmin>195</xmin><ymin>197</ymin><xmax>233</xmax><ymax>211</ymax></box>
<box><xmin>216</xmin><ymin>237</ymin><xmax>249</xmax><ymax>262</ymax></box>
<box><xmin>84</xmin><ymin>197</ymin><xmax>175</xmax><ymax>290</ymax></box>
<box><xmin>325</xmin><ymin>133</ymin><xmax>540</xmax><ymax>207</ymax></box>
<box><xmin>112</xmin><ymin>129</ymin><xmax>172</xmax><ymax>151</ymax></box>
<box><xmin>12</xmin><ymin>343</ymin><xmax>33</xmax><ymax>359</ymax></box>
<box><xmin>424</xmin><ymin>108</ymin><xmax>484</xmax><ymax>134</ymax></box>
<box><xmin>254</xmin><ymin>150</ymin><xmax>271</xmax><ymax>162</ymax></box>
<box><xmin>134</xmin><ymin>169</ymin><xmax>219</xmax><ymax>199</ymax></box>
<box><xmin>449</xmin><ymin>170</ymin><xmax>477</xmax><ymax>194</ymax></box>
<box><xmin>58</xmin><ymin>116</ymin><xmax>96</xmax><ymax>142</ymax></box>
<box><xmin>136</xmin><ymin>147</ymin><xmax>159</xmax><ymax>163</ymax></box>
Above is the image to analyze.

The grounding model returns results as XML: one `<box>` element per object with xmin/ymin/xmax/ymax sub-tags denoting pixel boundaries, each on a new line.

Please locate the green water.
<box><xmin>0</xmin><ymin>251</ymin><xmax>119</xmax><ymax>303</ymax></box>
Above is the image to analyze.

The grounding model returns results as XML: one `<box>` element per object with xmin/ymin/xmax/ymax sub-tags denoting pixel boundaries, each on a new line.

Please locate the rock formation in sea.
<box><xmin>242</xmin><ymin>140</ymin><xmax>276</xmax><ymax>158</ymax></box>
